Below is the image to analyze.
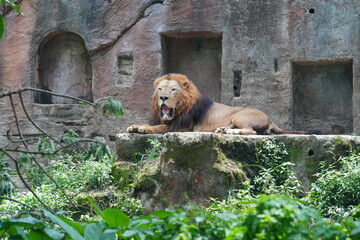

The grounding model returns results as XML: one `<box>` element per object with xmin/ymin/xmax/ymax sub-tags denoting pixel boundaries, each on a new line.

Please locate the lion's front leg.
<box><xmin>127</xmin><ymin>124</ymin><xmax>169</xmax><ymax>134</ymax></box>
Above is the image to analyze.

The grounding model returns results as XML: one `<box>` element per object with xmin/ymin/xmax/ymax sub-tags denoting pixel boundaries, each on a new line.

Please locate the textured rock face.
<box><xmin>1</xmin><ymin>0</ymin><xmax>360</xmax><ymax>145</ymax></box>
<box><xmin>116</xmin><ymin>133</ymin><xmax>360</xmax><ymax>210</ymax></box>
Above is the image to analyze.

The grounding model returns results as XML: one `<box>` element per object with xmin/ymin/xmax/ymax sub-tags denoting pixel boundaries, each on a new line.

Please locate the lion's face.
<box><xmin>155</xmin><ymin>80</ymin><xmax>184</xmax><ymax>121</ymax></box>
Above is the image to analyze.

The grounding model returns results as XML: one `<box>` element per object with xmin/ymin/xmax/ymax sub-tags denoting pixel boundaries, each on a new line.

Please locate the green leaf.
<box><xmin>29</xmin><ymin>229</ymin><xmax>53</xmax><ymax>240</ymax></box>
<box><xmin>103</xmin><ymin>208</ymin><xmax>130</xmax><ymax>228</ymax></box>
<box><xmin>56</xmin><ymin>215</ymin><xmax>86</xmax><ymax>236</ymax></box>
<box><xmin>10</xmin><ymin>226</ymin><xmax>28</xmax><ymax>239</ymax></box>
<box><xmin>152</xmin><ymin>209</ymin><xmax>174</xmax><ymax>218</ymax></box>
<box><xmin>18</xmin><ymin>153</ymin><xmax>34</xmax><ymax>164</ymax></box>
<box><xmin>44</xmin><ymin>211</ymin><xmax>85</xmax><ymax>240</ymax></box>
<box><xmin>84</xmin><ymin>222</ymin><xmax>116</xmax><ymax>240</ymax></box>
<box><xmin>101</xmin><ymin>97</ymin><xmax>124</xmax><ymax>117</ymax></box>
<box><xmin>37</xmin><ymin>137</ymin><xmax>56</xmax><ymax>153</ymax></box>
<box><xmin>61</xmin><ymin>130</ymin><xmax>79</xmax><ymax>145</ymax></box>
<box><xmin>43</xmin><ymin>228</ymin><xmax>65</xmax><ymax>240</ymax></box>
<box><xmin>0</xmin><ymin>15</ymin><xmax>5</xmax><ymax>39</ymax></box>
<box><xmin>4</xmin><ymin>0</ymin><xmax>22</xmax><ymax>14</ymax></box>
<box><xmin>9</xmin><ymin>216</ymin><xmax>44</xmax><ymax>227</ymax></box>
<box><xmin>87</xmin><ymin>196</ymin><xmax>104</xmax><ymax>219</ymax></box>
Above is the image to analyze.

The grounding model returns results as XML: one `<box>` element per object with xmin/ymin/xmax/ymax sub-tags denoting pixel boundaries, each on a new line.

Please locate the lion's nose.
<box><xmin>160</xmin><ymin>96</ymin><xmax>168</xmax><ymax>101</ymax></box>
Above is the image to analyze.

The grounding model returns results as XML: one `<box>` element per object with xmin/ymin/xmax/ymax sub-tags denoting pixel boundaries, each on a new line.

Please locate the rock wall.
<box><xmin>0</xmin><ymin>0</ymin><xmax>360</xmax><ymax>145</ymax></box>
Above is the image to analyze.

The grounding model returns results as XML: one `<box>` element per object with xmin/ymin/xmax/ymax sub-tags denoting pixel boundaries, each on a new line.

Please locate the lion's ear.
<box><xmin>182</xmin><ymin>81</ymin><xmax>189</xmax><ymax>89</ymax></box>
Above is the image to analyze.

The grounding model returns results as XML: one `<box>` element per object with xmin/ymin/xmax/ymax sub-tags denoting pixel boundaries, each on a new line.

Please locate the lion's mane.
<box><xmin>149</xmin><ymin>74</ymin><xmax>213</xmax><ymax>131</ymax></box>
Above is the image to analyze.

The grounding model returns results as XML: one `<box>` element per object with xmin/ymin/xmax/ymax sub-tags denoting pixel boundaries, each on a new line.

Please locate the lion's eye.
<box><xmin>171</xmin><ymin>89</ymin><xmax>176</xmax><ymax>92</ymax></box>
<box><xmin>158</xmin><ymin>88</ymin><xmax>162</xmax><ymax>91</ymax></box>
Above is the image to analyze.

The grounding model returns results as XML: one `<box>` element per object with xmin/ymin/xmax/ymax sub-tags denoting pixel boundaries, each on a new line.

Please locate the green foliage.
<box><xmin>132</xmin><ymin>139</ymin><xmax>163</xmax><ymax>161</ymax></box>
<box><xmin>101</xmin><ymin>97</ymin><xmax>124</xmax><ymax>117</ymax></box>
<box><xmin>0</xmin><ymin>15</ymin><xmax>5</xmax><ymax>39</ymax></box>
<box><xmin>38</xmin><ymin>137</ymin><xmax>56</xmax><ymax>159</ymax></box>
<box><xmin>0</xmin><ymin>152</ymin><xmax>10</xmax><ymax>172</ymax></box>
<box><xmin>255</xmin><ymin>137</ymin><xmax>289</xmax><ymax>169</ymax></box>
<box><xmin>85</xmin><ymin>142</ymin><xmax>112</xmax><ymax>161</ymax></box>
<box><xmin>112</xmin><ymin>191</ymin><xmax>144</xmax><ymax>217</ymax></box>
<box><xmin>1</xmin><ymin>196</ymin><xmax>360</xmax><ymax>240</ymax></box>
<box><xmin>0</xmin><ymin>0</ymin><xmax>22</xmax><ymax>39</ymax></box>
<box><xmin>254</xmin><ymin>138</ymin><xmax>302</xmax><ymax>196</ymax></box>
<box><xmin>207</xmin><ymin>181</ymin><xmax>254</xmax><ymax>215</ymax></box>
<box><xmin>18</xmin><ymin>153</ymin><xmax>34</xmax><ymax>164</ymax></box>
<box><xmin>1</xmin><ymin>0</ymin><xmax>22</xmax><ymax>14</ymax></box>
<box><xmin>0</xmin><ymin>172</ymin><xmax>14</xmax><ymax>197</ymax></box>
<box><xmin>60</xmin><ymin>130</ymin><xmax>79</xmax><ymax>145</ymax></box>
<box><xmin>240</xmin><ymin>195</ymin><xmax>356</xmax><ymax>240</ymax></box>
<box><xmin>1</xmin><ymin>152</ymin><xmax>114</xmax><ymax>214</ymax></box>
<box><xmin>306</xmin><ymin>150</ymin><xmax>360</xmax><ymax>220</ymax></box>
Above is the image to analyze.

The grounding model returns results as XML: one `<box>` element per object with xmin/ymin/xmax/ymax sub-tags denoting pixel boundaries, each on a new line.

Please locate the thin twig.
<box><xmin>2</xmin><ymin>150</ymin><xmax>53</xmax><ymax>213</ymax></box>
<box><xmin>19</xmin><ymin>92</ymin><xmax>64</xmax><ymax>146</ymax></box>
<box><xmin>0</xmin><ymin>88</ymin><xmax>95</xmax><ymax>106</ymax></box>
<box><xmin>2</xmin><ymin>139</ymin><xmax>107</xmax><ymax>156</ymax></box>
<box><xmin>19</xmin><ymin>92</ymin><xmax>77</xmax><ymax>159</ymax></box>
<box><xmin>0</xmin><ymin>196</ymin><xmax>36</xmax><ymax>211</ymax></box>
<box><xmin>7</xmin><ymin>129</ymin><xmax>42</xmax><ymax>143</ymax></box>
<box><xmin>8</xmin><ymin>94</ymin><xmax>27</xmax><ymax>149</ymax></box>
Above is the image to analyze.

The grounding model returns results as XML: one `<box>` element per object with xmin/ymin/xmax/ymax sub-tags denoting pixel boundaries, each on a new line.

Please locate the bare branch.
<box><xmin>2</xmin><ymin>139</ymin><xmax>107</xmax><ymax>156</ymax></box>
<box><xmin>0</xmin><ymin>87</ymin><xmax>95</xmax><ymax>106</ymax></box>
<box><xmin>1</xmin><ymin>149</ymin><xmax>53</xmax><ymax>213</ymax></box>
<box><xmin>8</xmin><ymin>94</ymin><xmax>27</xmax><ymax>149</ymax></box>
<box><xmin>7</xmin><ymin>129</ymin><xmax>42</xmax><ymax>143</ymax></box>
<box><xmin>0</xmin><ymin>196</ymin><xmax>36</xmax><ymax>211</ymax></box>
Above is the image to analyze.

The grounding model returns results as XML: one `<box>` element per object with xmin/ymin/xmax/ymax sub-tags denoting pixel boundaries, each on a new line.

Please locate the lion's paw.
<box><xmin>127</xmin><ymin>125</ymin><xmax>141</xmax><ymax>133</ymax></box>
<box><xmin>215</xmin><ymin>127</ymin><xmax>227</xmax><ymax>134</ymax></box>
<box><xmin>127</xmin><ymin>125</ymin><xmax>153</xmax><ymax>134</ymax></box>
<box><xmin>137</xmin><ymin>126</ymin><xmax>151</xmax><ymax>134</ymax></box>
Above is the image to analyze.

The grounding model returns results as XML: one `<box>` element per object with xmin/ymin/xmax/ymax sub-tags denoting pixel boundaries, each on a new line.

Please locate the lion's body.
<box><xmin>127</xmin><ymin>74</ymin><xmax>304</xmax><ymax>135</ymax></box>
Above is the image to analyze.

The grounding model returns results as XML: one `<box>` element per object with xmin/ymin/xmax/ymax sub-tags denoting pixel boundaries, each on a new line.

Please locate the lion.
<box><xmin>127</xmin><ymin>73</ymin><xmax>305</xmax><ymax>135</ymax></box>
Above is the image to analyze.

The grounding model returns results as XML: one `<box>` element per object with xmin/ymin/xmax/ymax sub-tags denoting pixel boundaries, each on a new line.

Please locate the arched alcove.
<box><xmin>35</xmin><ymin>32</ymin><xmax>93</xmax><ymax>104</ymax></box>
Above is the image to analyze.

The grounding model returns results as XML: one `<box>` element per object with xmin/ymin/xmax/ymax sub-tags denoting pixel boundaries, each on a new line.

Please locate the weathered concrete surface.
<box><xmin>1</xmin><ymin>0</ymin><xmax>360</xmax><ymax>148</ymax></box>
<box><xmin>116</xmin><ymin>133</ymin><xmax>360</xmax><ymax>210</ymax></box>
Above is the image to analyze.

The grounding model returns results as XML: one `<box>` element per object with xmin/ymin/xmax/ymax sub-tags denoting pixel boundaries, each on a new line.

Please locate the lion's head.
<box><xmin>151</xmin><ymin>74</ymin><xmax>202</xmax><ymax>122</ymax></box>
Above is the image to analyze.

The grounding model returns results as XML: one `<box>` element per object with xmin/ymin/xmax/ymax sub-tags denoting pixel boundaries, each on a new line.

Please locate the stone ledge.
<box><xmin>115</xmin><ymin>133</ymin><xmax>360</xmax><ymax>210</ymax></box>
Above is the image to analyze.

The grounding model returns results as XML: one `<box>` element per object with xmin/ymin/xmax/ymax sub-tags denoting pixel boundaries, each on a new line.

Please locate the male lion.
<box><xmin>127</xmin><ymin>74</ymin><xmax>304</xmax><ymax>135</ymax></box>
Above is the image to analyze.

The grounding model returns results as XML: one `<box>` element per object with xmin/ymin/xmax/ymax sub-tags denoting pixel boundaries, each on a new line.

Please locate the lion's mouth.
<box><xmin>160</xmin><ymin>104</ymin><xmax>174</xmax><ymax>120</ymax></box>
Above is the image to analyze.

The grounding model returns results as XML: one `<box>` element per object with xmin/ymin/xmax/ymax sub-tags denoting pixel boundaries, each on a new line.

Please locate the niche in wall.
<box><xmin>35</xmin><ymin>32</ymin><xmax>93</xmax><ymax>104</ymax></box>
<box><xmin>292</xmin><ymin>60</ymin><xmax>353</xmax><ymax>134</ymax></box>
<box><xmin>161</xmin><ymin>33</ymin><xmax>222</xmax><ymax>102</ymax></box>
<box><xmin>116</xmin><ymin>55</ymin><xmax>134</xmax><ymax>87</ymax></box>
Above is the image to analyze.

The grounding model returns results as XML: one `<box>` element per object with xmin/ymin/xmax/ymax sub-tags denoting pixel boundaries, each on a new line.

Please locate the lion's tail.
<box><xmin>269</xmin><ymin>121</ymin><xmax>305</xmax><ymax>134</ymax></box>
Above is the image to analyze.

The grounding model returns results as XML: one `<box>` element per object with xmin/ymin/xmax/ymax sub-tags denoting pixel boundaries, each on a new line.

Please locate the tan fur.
<box><xmin>127</xmin><ymin>74</ymin><xmax>304</xmax><ymax>135</ymax></box>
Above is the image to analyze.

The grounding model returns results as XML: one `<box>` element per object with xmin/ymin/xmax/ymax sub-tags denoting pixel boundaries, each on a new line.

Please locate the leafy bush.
<box><xmin>253</xmin><ymin>138</ymin><xmax>302</xmax><ymax>196</ymax></box>
<box><xmin>306</xmin><ymin>150</ymin><xmax>360</xmax><ymax>220</ymax></box>
<box><xmin>207</xmin><ymin>181</ymin><xmax>254</xmax><ymax>215</ymax></box>
<box><xmin>0</xmin><ymin>152</ymin><xmax>114</xmax><ymax>214</ymax></box>
<box><xmin>32</xmin><ymin>152</ymin><xmax>113</xmax><ymax>192</ymax></box>
<box><xmin>1</xmin><ymin>195</ymin><xmax>360</xmax><ymax>240</ymax></box>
